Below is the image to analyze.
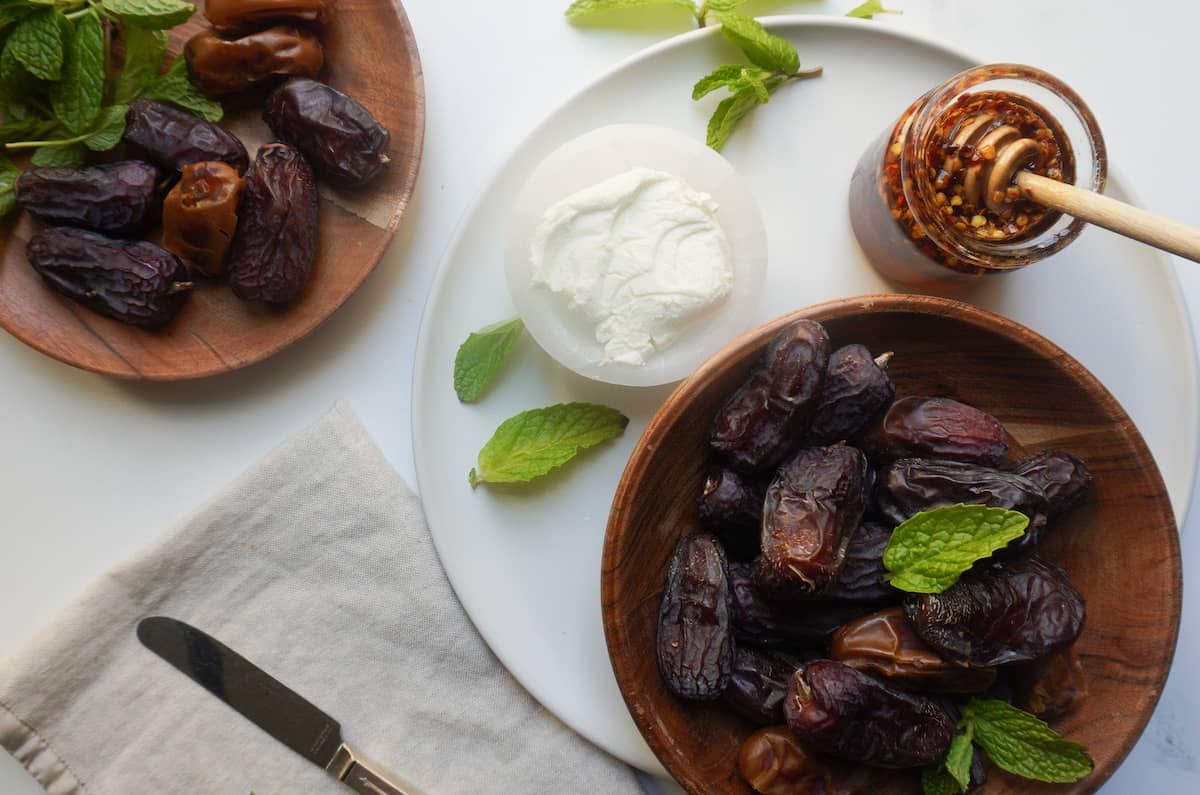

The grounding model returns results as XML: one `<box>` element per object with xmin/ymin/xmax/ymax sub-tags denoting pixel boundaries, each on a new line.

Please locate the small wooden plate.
<box><xmin>602</xmin><ymin>294</ymin><xmax>1181</xmax><ymax>794</ymax></box>
<box><xmin>0</xmin><ymin>0</ymin><xmax>424</xmax><ymax>380</ymax></box>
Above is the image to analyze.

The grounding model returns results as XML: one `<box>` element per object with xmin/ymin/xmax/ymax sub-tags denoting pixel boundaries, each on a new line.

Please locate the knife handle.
<box><xmin>328</xmin><ymin>743</ymin><xmax>426</xmax><ymax>795</ymax></box>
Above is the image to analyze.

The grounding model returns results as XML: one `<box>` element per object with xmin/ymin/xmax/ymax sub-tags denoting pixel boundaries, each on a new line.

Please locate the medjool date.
<box><xmin>204</xmin><ymin>0</ymin><xmax>336</xmax><ymax>28</ymax></box>
<box><xmin>162</xmin><ymin>161</ymin><xmax>242</xmax><ymax>277</ymax></box>
<box><xmin>737</xmin><ymin>727</ymin><xmax>879</xmax><ymax>795</ymax></box>
<box><xmin>819</xmin><ymin>521</ymin><xmax>895</xmax><ymax>603</ymax></box>
<box><xmin>264</xmin><ymin>78</ymin><xmax>391</xmax><ymax>187</ymax></box>
<box><xmin>227</xmin><ymin>143</ymin><xmax>318</xmax><ymax>304</ymax></box>
<box><xmin>709</xmin><ymin>320</ymin><xmax>831</xmax><ymax>473</ymax></box>
<box><xmin>784</xmin><ymin>660</ymin><xmax>955</xmax><ymax>768</ymax></box>
<box><xmin>27</xmin><ymin>228</ymin><xmax>192</xmax><ymax>328</ymax></box>
<box><xmin>806</xmin><ymin>345</ymin><xmax>895</xmax><ymax>445</ymax></box>
<box><xmin>185</xmin><ymin>26</ymin><xmax>324</xmax><ymax>96</ymax></box>
<box><xmin>830</xmin><ymin>607</ymin><xmax>996</xmax><ymax>693</ymax></box>
<box><xmin>698</xmin><ymin>468</ymin><xmax>764</xmax><ymax>561</ymax></box>
<box><xmin>861</xmin><ymin>396</ymin><xmax>1008</xmax><ymax>465</ymax></box>
<box><xmin>124</xmin><ymin>100</ymin><xmax>249</xmax><ymax>172</ymax></box>
<box><xmin>1017</xmin><ymin>645</ymin><xmax>1089</xmax><ymax>719</ymax></box>
<box><xmin>905</xmin><ymin>556</ymin><xmax>1085</xmax><ymax>667</ymax></box>
<box><xmin>730</xmin><ymin>563</ymin><xmax>877</xmax><ymax>649</ymax></box>
<box><xmin>875</xmin><ymin>458</ymin><xmax>1048</xmax><ymax>549</ymax></box>
<box><xmin>15</xmin><ymin>161</ymin><xmax>161</xmax><ymax>235</ymax></box>
<box><xmin>757</xmin><ymin>445</ymin><xmax>869</xmax><ymax>595</ymax></box>
<box><xmin>722</xmin><ymin>647</ymin><xmax>808</xmax><ymax>725</ymax></box>
<box><xmin>1010</xmin><ymin>449</ymin><xmax>1092</xmax><ymax>521</ymax></box>
<box><xmin>657</xmin><ymin>533</ymin><xmax>733</xmax><ymax>700</ymax></box>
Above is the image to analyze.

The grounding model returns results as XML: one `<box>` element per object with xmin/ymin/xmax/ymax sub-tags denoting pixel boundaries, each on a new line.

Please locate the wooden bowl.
<box><xmin>0</xmin><ymin>0</ymin><xmax>424</xmax><ymax>380</ymax></box>
<box><xmin>602</xmin><ymin>293</ymin><xmax>1181</xmax><ymax>794</ymax></box>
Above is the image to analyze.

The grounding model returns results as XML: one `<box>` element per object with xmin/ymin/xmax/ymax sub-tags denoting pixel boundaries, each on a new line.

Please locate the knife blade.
<box><xmin>137</xmin><ymin>616</ymin><xmax>424</xmax><ymax>795</ymax></box>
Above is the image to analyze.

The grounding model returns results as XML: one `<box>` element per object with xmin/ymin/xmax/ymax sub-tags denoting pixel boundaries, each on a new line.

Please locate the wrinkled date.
<box><xmin>204</xmin><ymin>0</ymin><xmax>336</xmax><ymax>28</ymax></box>
<box><xmin>697</xmin><ymin>468</ymin><xmax>765</xmax><ymax>561</ymax></box>
<box><xmin>709</xmin><ymin>320</ymin><xmax>831</xmax><ymax>473</ymax></box>
<box><xmin>227</xmin><ymin>143</ymin><xmax>319</xmax><ymax>304</ymax></box>
<box><xmin>162</xmin><ymin>161</ymin><xmax>243</xmax><ymax>277</ymax></box>
<box><xmin>730</xmin><ymin>563</ymin><xmax>877</xmax><ymax>649</ymax></box>
<box><xmin>15</xmin><ymin>160</ymin><xmax>161</xmax><ymax>235</ymax></box>
<box><xmin>27</xmin><ymin>228</ymin><xmax>192</xmax><ymax>328</ymax></box>
<box><xmin>1010</xmin><ymin>449</ymin><xmax>1093</xmax><ymax>521</ymax></box>
<box><xmin>1017</xmin><ymin>645</ymin><xmax>1089</xmax><ymax>719</ymax></box>
<box><xmin>756</xmin><ymin>445</ymin><xmax>869</xmax><ymax>595</ymax></box>
<box><xmin>737</xmin><ymin>727</ymin><xmax>881</xmax><ymax>795</ymax></box>
<box><xmin>806</xmin><ymin>345</ymin><xmax>895</xmax><ymax>445</ymax></box>
<box><xmin>819</xmin><ymin>522</ymin><xmax>896</xmax><ymax>604</ymax></box>
<box><xmin>124</xmin><ymin>100</ymin><xmax>249</xmax><ymax>172</ymax></box>
<box><xmin>876</xmin><ymin>458</ymin><xmax>1049</xmax><ymax>549</ymax></box>
<box><xmin>905</xmin><ymin>556</ymin><xmax>1085</xmax><ymax>667</ymax></box>
<box><xmin>829</xmin><ymin>607</ymin><xmax>996</xmax><ymax>693</ymax></box>
<box><xmin>657</xmin><ymin>533</ymin><xmax>733</xmax><ymax>700</ymax></box>
<box><xmin>722</xmin><ymin>647</ymin><xmax>808</xmax><ymax>725</ymax></box>
<box><xmin>785</xmin><ymin>660</ymin><xmax>954</xmax><ymax>768</ymax></box>
<box><xmin>264</xmin><ymin>78</ymin><xmax>391</xmax><ymax>187</ymax></box>
<box><xmin>185</xmin><ymin>26</ymin><xmax>324</xmax><ymax>96</ymax></box>
<box><xmin>861</xmin><ymin>396</ymin><xmax>1008</xmax><ymax>466</ymax></box>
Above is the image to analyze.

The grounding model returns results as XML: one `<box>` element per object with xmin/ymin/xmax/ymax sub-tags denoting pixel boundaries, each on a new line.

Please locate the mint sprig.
<box><xmin>454</xmin><ymin>317</ymin><xmax>524</xmax><ymax>403</ymax></box>
<box><xmin>846</xmin><ymin>0</ymin><xmax>902</xmax><ymax>19</ymax></box>
<box><xmin>882</xmin><ymin>504</ymin><xmax>1028</xmax><ymax>593</ymax></box>
<box><xmin>469</xmin><ymin>403</ymin><xmax>628</xmax><ymax>488</ymax></box>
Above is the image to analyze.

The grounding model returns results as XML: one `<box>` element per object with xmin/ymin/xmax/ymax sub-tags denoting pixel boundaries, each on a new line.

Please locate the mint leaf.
<box><xmin>945</xmin><ymin>724</ymin><xmax>974</xmax><ymax>791</ymax></box>
<box><xmin>469</xmin><ymin>403</ymin><xmax>628</xmax><ymax>488</ymax></box>
<box><xmin>716</xmin><ymin>13</ymin><xmax>799</xmax><ymax>73</ymax></box>
<box><xmin>706</xmin><ymin>83</ymin><xmax>764</xmax><ymax>151</ymax></box>
<box><xmin>0</xmin><ymin>117</ymin><xmax>56</xmax><ymax>144</ymax></box>
<box><xmin>883</xmin><ymin>505</ymin><xmax>1028</xmax><ymax>593</ymax></box>
<box><xmin>0</xmin><ymin>154</ymin><xmax>19</xmax><ymax>218</ymax></box>
<box><xmin>847</xmin><ymin>0</ymin><xmax>901</xmax><ymax>19</ymax></box>
<box><xmin>112</xmin><ymin>26</ymin><xmax>167</xmax><ymax>103</ymax></box>
<box><xmin>32</xmin><ymin>142</ymin><xmax>85</xmax><ymax>167</ymax></box>
<box><xmin>50</xmin><ymin>11</ymin><xmax>104</xmax><ymax>134</ymax></box>
<box><xmin>83</xmin><ymin>104</ymin><xmax>128</xmax><ymax>150</ymax></box>
<box><xmin>921</xmin><ymin>765</ymin><xmax>962</xmax><ymax>795</ymax></box>
<box><xmin>707</xmin><ymin>0</ymin><xmax>746</xmax><ymax>11</ymax></box>
<box><xmin>6</xmin><ymin>8</ymin><xmax>63</xmax><ymax>81</ymax></box>
<box><xmin>565</xmin><ymin>0</ymin><xmax>694</xmax><ymax>19</ymax></box>
<box><xmin>692</xmin><ymin>63</ymin><xmax>771</xmax><ymax>100</ymax></box>
<box><xmin>143</xmin><ymin>55</ymin><xmax>222</xmax><ymax>121</ymax></box>
<box><xmin>100</xmin><ymin>0</ymin><xmax>196</xmax><ymax>29</ymax></box>
<box><xmin>968</xmin><ymin>699</ymin><xmax>1093</xmax><ymax>783</ymax></box>
<box><xmin>0</xmin><ymin>3</ymin><xmax>32</xmax><ymax>33</ymax></box>
<box><xmin>454</xmin><ymin>317</ymin><xmax>524</xmax><ymax>403</ymax></box>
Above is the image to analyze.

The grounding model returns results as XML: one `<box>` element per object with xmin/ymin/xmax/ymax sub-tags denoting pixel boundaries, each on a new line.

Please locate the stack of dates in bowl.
<box><xmin>638</xmin><ymin>305</ymin><xmax>1131</xmax><ymax>794</ymax></box>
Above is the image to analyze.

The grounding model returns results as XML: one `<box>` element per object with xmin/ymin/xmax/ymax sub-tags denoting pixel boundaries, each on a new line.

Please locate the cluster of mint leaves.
<box><xmin>0</xmin><ymin>0</ymin><xmax>221</xmax><ymax>215</ymax></box>
<box><xmin>565</xmin><ymin>0</ymin><xmax>899</xmax><ymax>150</ymax></box>
<box><xmin>453</xmin><ymin>318</ymin><xmax>629</xmax><ymax>488</ymax></box>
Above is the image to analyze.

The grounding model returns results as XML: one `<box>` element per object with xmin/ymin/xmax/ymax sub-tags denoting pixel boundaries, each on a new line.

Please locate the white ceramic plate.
<box><xmin>413</xmin><ymin>17</ymin><xmax>1198</xmax><ymax>775</ymax></box>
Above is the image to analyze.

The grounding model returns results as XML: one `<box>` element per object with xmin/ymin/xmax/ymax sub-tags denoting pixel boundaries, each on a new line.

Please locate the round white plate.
<box><xmin>413</xmin><ymin>17</ymin><xmax>1197</xmax><ymax>775</ymax></box>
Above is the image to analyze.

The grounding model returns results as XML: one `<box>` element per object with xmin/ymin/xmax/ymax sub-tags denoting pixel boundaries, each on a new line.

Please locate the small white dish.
<box><xmin>504</xmin><ymin>123</ymin><xmax>768</xmax><ymax>386</ymax></box>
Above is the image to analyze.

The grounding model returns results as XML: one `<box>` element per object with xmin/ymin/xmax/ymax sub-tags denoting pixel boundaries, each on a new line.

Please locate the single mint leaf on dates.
<box><xmin>705</xmin><ymin>84</ymin><xmax>762</xmax><ymax>151</ymax></box>
<box><xmin>49</xmin><ymin>10</ymin><xmax>104</xmax><ymax>135</ymax></box>
<box><xmin>564</xmin><ymin>0</ymin><xmax>695</xmax><ymax>20</ymax></box>
<box><xmin>469</xmin><ymin>402</ymin><xmax>628</xmax><ymax>488</ymax></box>
<box><xmin>920</xmin><ymin>765</ymin><xmax>962</xmax><ymax>795</ymax></box>
<box><xmin>100</xmin><ymin>0</ymin><xmax>196</xmax><ymax>29</ymax></box>
<box><xmin>716</xmin><ymin>13</ymin><xmax>799</xmax><ymax>73</ymax></box>
<box><xmin>945</xmin><ymin>725</ymin><xmax>974</xmax><ymax>791</ymax></box>
<box><xmin>6</xmin><ymin>7</ymin><xmax>64</xmax><ymax>81</ymax></box>
<box><xmin>84</xmin><ymin>105</ymin><xmax>129</xmax><ymax>151</ymax></box>
<box><xmin>454</xmin><ymin>316</ymin><xmax>524</xmax><ymax>403</ymax></box>
<box><xmin>31</xmin><ymin>142</ymin><xmax>86</xmax><ymax>167</ymax></box>
<box><xmin>966</xmin><ymin>699</ymin><xmax>1093</xmax><ymax>784</ymax></box>
<box><xmin>847</xmin><ymin>0</ymin><xmax>902</xmax><ymax>19</ymax></box>
<box><xmin>0</xmin><ymin>154</ymin><xmax>19</xmax><ymax>217</ymax></box>
<box><xmin>112</xmin><ymin>26</ymin><xmax>168</xmax><ymax>103</ymax></box>
<box><xmin>143</xmin><ymin>56</ymin><xmax>223</xmax><ymax>122</ymax></box>
<box><xmin>883</xmin><ymin>504</ymin><xmax>1027</xmax><ymax>593</ymax></box>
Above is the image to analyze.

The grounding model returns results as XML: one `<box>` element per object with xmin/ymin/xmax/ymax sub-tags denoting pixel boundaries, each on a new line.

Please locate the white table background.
<box><xmin>2</xmin><ymin>1</ymin><xmax>1197</xmax><ymax>792</ymax></box>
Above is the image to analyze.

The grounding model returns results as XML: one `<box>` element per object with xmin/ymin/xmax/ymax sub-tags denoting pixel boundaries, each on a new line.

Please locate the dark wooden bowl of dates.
<box><xmin>0</xmin><ymin>0</ymin><xmax>424</xmax><ymax>380</ymax></box>
<box><xmin>602</xmin><ymin>293</ymin><xmax>1180</xmax><ymax>795</ymax></box>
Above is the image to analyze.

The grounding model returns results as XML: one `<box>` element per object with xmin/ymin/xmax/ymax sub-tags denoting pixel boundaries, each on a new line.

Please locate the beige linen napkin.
<box><xmin>0</xmin><ymin>402</ymin><xmax>643</xmax><ymax>795</ymax></box>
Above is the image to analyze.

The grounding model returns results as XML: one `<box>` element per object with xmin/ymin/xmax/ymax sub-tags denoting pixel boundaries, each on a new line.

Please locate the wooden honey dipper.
<box><xmin>948</xmin><ymin>113</ymin><xmax>1200</xmax><ymax>262</ymax></box>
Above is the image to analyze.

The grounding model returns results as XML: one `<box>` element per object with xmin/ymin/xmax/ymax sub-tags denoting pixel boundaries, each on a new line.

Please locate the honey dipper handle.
<box><xmin>1015</xmin><ymin>171</ymin><xmax>1200</xmax><ymax>263</ymax></box>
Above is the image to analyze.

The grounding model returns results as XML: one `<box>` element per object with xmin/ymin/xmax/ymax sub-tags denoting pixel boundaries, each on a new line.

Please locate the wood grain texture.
<box><xmin>0</xmin><ymin>0</ymin><xmax>425</xmax><ymax>380</ymax></box>
<box><xmin>602</xmin><ymin>294</ymin><xmax>1181</xmax><ymax>795</ymax></box>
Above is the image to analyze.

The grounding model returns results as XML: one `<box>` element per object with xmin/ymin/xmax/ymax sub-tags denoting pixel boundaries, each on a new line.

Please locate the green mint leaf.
<box><xmin>0</xmin><ymin>4</ymin><xmax>33</xmax><ymax>33</ymax></box>
<box><xmin>883</xmin><ymin>505</ymin><xmax>1028</xmax><ymax>593</ymax></box>
<box><xmin>707</xmin><ymin>0</ymin><xmax>746</xmax><ymax>11</ymax></box>
<box><xmin>454</xmin><ymin>317</ymin><xmax>524</xmax><ymax>403</ymax></box>
<box><xmin>846</xmin><ymin>0</ymin><xmax>901</xmax><ymax>19</ymax></box>
<box><xmin>112</xmin><ymin>26</ymin><xmax>167</xmax><ymax>103</ymax></box>
<box><xmin>692</xmin><ymin>63</ymin><xmax>771</xmax><ymax>100</ymax></box>
<box><xmin>6</xmin><ymin>8</ymin><xmax>64</xmax><ymax>81</ymax></box>
<box><xmin>100</xmin><ymin>0</ymin><xmax>196</xmax><ymax>29</ymax></box>
<box><xmin>0</xmin><ymin>117</ymin><xmax>56</xmax><ymax>144</ymax></box>
<box><xmin>31</xmin><ymin>142</ymin><xmax>85</xmax><ymax>167</ymax></box>
<box><xmin>83</xmin><ymin>104</ymin><xmax>128</xmax><ymax>150</ymax></box>
<box><xmin>921</xmin><ymin>765</ymin><xmax>962</xmax><ymax>795</ymax></box>
<box><xmin>49</xmin><ymin>11</ymin><xmax>104</xmax><ymax>134</ymax></box>
<box><xmin>0</xmin><ymin>154</ymin><xmax>19</xmax><ymax>218</ymax></box>
<box><xmin>945</xmin><ymin>723</ymin><xmax>974</xmax><ymax>791</ymax></box>
<box><xmin>706</xmin><ymin>83</ymin><xmax>762</xmax><ymax>151</ymax></box>
<box><xmin>143</xmin><ymin>55</ymin><xmax>222</xmax><ymax>121</ymax></box>
<box><xmin>968</xmin><ymin>699</ymin><xmax>1093</xmax><ymax>783</ymax></box>
<box><xmin>470</xmin><ymin>402</ymin><xmax>628</xmax><ymax>488</ymax></box>
<box><xmin>716</xmin><ymin>13</ymin><xmax>799</xmax><ymax>73</ymax></box>
<box><xmin>564</xmin><ymin>0</ymin><xmax>694</xmax><ymax>19</ymax></box>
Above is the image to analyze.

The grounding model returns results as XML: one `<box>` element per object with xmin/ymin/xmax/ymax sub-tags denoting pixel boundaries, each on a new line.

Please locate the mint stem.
<box><xmin>5</xmin><ymin>133</ymin><xmax>91</xmax><ymax>150</ymax></box>
<box><xmin>787</xmin><ymin>66</ymin><xmax>824</xmax><ymax>81</ymax></box>
<box><xmin>695</xmin><ymin>0</ymin><xmax>708</xmax><ymax>27</ymax></box>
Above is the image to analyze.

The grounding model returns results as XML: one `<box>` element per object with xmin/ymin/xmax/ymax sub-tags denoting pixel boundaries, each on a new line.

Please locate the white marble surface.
<box><xmin>1</xmin><ymin>1</ymin><xmax>1197</xmax><ymax>792</ymax></box>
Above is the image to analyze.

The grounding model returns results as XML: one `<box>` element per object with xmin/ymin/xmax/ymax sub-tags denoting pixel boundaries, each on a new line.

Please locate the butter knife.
<box><xmin>137</xmin><ymin>616</ymin><xmax>424</xmax><ymax>795</ymax></box>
